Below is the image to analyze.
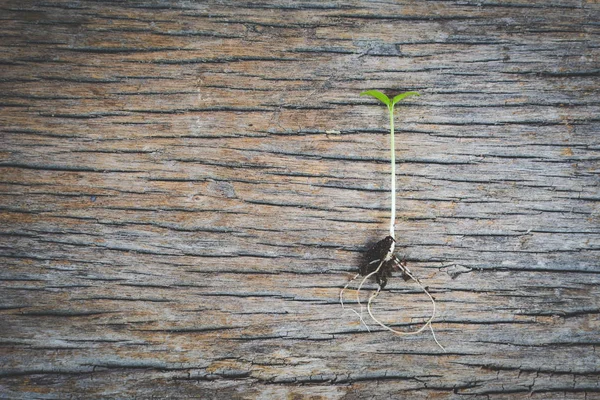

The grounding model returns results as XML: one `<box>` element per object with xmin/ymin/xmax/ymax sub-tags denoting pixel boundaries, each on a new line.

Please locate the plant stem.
<box><xmin>389</xmin><ymin>104</ymin><xmax>395</xmax><ymax>239</ymax></box>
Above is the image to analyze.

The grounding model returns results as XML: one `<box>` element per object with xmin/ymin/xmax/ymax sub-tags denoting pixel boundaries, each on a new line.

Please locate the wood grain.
<box><xmin>1</xmin><ymin>1</ymin><xmax>599</xmax><ymax>398</ymax></box>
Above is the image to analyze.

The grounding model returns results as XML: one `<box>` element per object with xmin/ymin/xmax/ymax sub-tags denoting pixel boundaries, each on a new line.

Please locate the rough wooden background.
<box><xmin>1</xmin><ymin>1</ymin><xmax>599</xmax><ymax>399</ymax></box>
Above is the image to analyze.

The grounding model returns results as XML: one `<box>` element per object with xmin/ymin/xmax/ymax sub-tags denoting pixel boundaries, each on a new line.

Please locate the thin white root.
<box><xmin>339</xmin><ymin>256</ymin><xmax>446</xmax><ymax>352</ymax></box>
<box><xmin>429</xmin><ymin>320</ymin><xmax>446</xmax><ymax>353</ymax></box>
<box><xmin>339</xmin><ymin>273</ymin><xmax>360</xmax><ymax>310</ymax></box>
<box><xmin>340</xmin><ymin>273</ymin><xmax>370</xmax><ymax>332</ymax></box>
<box><xmin>340</xmin><ymin>257</ymin><xmax>383</xmax><ymax>332</ymax></box>
<box><xmin>367</xmin><ymin>267</ymin><xmax>447</xmax><ymax>352</ymax></box>
<box><xmin>403</xmin><ymin>269</ymin><xmax>446</xmax><ymax>352</ymax></box>
<box><xmin>349</xmin><ymin>309</ymin><xmax>371</xmax><ymax>332</ymax></box>
<box><xmin>356</xmin><ymin>260</ymin><xmax>385</xmax><ymax>318</ymax></box>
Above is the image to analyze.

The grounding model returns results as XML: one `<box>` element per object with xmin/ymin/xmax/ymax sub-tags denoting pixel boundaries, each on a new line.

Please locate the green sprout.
<box><xmin>339</xmin><ymin>90</ymin><xmax>446</xmax><ymax>352</ymax></box>
<box><xmin>359</xmin><ymin>90</ymin><xmax>420</xmax><ymax>239</ymax></box>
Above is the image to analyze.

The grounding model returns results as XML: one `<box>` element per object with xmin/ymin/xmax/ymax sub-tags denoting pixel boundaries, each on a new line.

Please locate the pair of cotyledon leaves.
<box><xmin>360</xmin><ymin>90</ymin><xmax>420</xmax><ymax>109</ymax></box>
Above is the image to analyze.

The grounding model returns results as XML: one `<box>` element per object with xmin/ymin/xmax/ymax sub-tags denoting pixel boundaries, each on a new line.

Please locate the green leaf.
<box><xmin>360</xmin><ymin>90</ymin><xmax>391</xmax><ymax>107</ymax></box>
<box><xmin>391</xmin><ymin>91</ymin><xmax>420</xmax><ymax>106</ymax></box>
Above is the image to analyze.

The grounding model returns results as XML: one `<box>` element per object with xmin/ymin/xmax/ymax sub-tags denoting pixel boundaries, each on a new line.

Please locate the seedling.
<box><xmin>340</xmin><ymin>90</ymin><xmax>445</xmax><ymax>352</ymax></box>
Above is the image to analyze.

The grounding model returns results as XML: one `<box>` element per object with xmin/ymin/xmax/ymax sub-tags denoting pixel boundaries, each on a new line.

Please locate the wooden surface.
<box><xmin>1</xmin><ymin>1</ymin><xmax>599</xmax><ymax>399</ymax></box>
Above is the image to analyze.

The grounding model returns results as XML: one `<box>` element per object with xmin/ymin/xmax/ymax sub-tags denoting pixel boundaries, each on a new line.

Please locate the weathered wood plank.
<box><xmin>1</xmin><ymin>0</ymin><xmax>599</xmax><ymax>398</ymax></box>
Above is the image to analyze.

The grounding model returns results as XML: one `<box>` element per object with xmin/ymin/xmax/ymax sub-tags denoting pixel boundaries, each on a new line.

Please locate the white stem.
<box><xmin>389</xmin><ymin>104</ymin><xmax>396</xmax><ymax>239</ymax></box>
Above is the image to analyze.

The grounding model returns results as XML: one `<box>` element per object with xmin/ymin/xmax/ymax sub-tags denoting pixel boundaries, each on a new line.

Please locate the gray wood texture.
<box><xmin>1</xmin><ymin>1</ymin><xmax>599</xmax><ymax>398</ymax></box>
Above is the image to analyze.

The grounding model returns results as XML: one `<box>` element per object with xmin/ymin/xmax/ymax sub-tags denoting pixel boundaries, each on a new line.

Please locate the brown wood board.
<box><xmin>0</xmin><ymin>1</ymin><xmax>599</xmax><ymax>399</ymax></box>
